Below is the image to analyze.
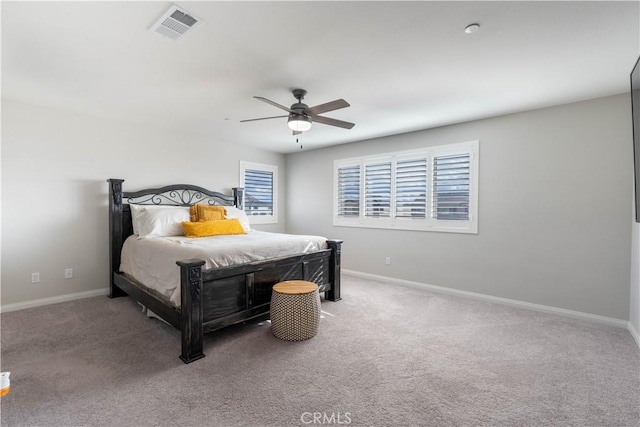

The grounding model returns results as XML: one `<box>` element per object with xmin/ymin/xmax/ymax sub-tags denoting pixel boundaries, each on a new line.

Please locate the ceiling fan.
<box><xmin>240</xmin><ymin>89</ymin><xmax>355</xmax><ymax>135</ymax></box>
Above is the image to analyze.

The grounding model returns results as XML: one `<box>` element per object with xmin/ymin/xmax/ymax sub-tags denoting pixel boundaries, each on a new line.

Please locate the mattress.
<box><xmin>120</xmin><ymin>230</ymin><xmax>328</xmax><ymax>307</ymax></box>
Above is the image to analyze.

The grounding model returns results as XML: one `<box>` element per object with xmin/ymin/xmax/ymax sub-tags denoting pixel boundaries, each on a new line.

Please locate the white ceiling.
<box><xmin>2</xmin><ymin>1</ymin><xmax>639</xmax><ymax>153</ymax></box>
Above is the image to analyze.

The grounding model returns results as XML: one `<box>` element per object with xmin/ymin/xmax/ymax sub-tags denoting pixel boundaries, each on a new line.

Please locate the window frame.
<box><xmin>239</xmin><ymin>161</ymin><xmax>278</xmax><ymax>225</ymax></box>
<box><xmin>333</xmin><ymin>141</ymin><xmax>479</xmax><ymax>234</ymax></box>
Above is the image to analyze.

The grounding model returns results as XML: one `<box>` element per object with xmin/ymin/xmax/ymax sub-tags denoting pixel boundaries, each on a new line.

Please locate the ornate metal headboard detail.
<box><xmin>123</xmin><ymin>184</ymin><xmax>243</xmax><ymax>208</ymax></box>
<box><xmin>107</xmin><ymin>178</ymin><xmax>244</xmax><ymax>295</ymax></box>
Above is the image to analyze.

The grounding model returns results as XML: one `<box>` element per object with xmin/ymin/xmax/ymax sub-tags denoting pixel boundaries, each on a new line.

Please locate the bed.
<box><xmin>107</xmin><ymin>179</ymin><xmax>342</xmax><ymax>363</ymax></box>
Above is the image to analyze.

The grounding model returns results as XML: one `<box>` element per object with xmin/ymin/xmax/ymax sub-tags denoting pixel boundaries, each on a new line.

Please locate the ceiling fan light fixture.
<box><xmin>241</xmin><ymin>89</ymin><xmax>354</xmax><ymax>133</ymax></box>
<box><xmin>287</xmin><ymin>115</ymin><xmax>312</xmax><ymax>132</ymax></box>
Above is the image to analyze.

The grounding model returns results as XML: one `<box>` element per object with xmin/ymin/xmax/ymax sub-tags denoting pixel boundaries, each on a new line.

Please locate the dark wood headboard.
<box><xmin>107</xmin><ymin>179</ymin><xmax>244</xmax><ymax>295</ymax></box>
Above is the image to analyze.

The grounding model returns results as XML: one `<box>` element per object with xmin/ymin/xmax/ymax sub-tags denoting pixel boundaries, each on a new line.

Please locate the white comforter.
<box><xmin>120</xmin><ymin>230</ymin><xmax>328</xmax><ymax>307</ymax></box>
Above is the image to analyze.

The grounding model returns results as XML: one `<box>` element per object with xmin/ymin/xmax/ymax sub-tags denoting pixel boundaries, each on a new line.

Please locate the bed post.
<box><xmin>326</xmin><ymin>239</ymin><xmax>343</xmax><ymax>301</ymax></box>
<box><xmin>233</xmin><ymin>187</ymin><xmax>244</xmax><ymax>209</ymax></box>
<box><xmin>177</xmin><ymin>259</ymin><xmax>206</xmax><ymax>364</ymax></box>
<box><xmin>108</xmin><ymin>179</ymin><xmax>127</xmax><ymax>298</ymax></box>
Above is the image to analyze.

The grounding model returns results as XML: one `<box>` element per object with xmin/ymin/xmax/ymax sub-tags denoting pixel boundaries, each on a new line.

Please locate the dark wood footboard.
<box><xmin>175</xmin><ymin>243</ymin><xmax>342</xmax><ymax>363</ymax></box>
<box><xmin>108</xmin><ymin>178</ymin><xmax>342</xmax><ymax>364</ymax></box>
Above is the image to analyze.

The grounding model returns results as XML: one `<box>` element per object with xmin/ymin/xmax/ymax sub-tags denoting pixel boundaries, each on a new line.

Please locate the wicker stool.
<box><xmin>270</xmin><ymin>280</ymin><xmax>320</xmax><ymax>341</ymax></box>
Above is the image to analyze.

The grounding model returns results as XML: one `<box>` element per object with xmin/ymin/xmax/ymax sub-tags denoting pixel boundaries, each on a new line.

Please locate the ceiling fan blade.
<box><xmin>312</xmin><ymin>115</ymin><xmax>355</xmax><ymax>129</ymax></box>
<box><xmin>305</xmin><ymin>99</ymin><xmax>350</xmax><ymax>116</ymax></box>
<box><xmin>240</xmin><ymin>115</ymin><xmax>288</xmax><ymax>123</ymax></box>
<box><xmin>254</xmin><ymin>96</ymin><xmax>295</xmax><ymax>113</ymax></box>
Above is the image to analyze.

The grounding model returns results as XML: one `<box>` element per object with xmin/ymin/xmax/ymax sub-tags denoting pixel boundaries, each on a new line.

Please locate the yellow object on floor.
<box><xmin>0</xmin><ymin>372</ymin><xmax>10</xmax><ymax>396</ymax></box>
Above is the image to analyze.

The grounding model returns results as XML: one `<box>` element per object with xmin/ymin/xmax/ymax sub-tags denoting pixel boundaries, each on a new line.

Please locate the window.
<box><xmin>432</xmin><ymin>153</ymin><xmax>471</xmax><ymax>221</ymax></box>
<box><xmin>365</xmin><ymin>161</ymin><xmax>392</xmax><ymax>218</ymax></box>
<box><xmin>240</xmin><ymin>161</ymin><xmax>278</xmax><ymax>224</ymax></box>
<box><xmin>336</xmin><ymin>165</ymin><xmax>360</xmax><ymax>218</ymax></box>
<box><xmin>333</xmin><ymin>141</ymin><xmax>478</xmax><ymax>233</ymax></box>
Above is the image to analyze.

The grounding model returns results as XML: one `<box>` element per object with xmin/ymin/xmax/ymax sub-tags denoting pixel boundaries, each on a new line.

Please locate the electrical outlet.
<box><xmin>31</xmin><ymin>272</ymin><xmax>40</xmax><ymax>284</ymax></box>
<box><xmin>64</xmin><ymin>268</ymin><xmax>73</xmax><ymax>279</ymax></box>
<box><xmin>385</xmin><ymin>257</ymin><xmax>391</xmax><ymax>266</ymax></box>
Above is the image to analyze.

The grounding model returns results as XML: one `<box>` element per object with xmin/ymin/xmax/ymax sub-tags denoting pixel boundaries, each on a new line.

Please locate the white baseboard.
<box><xmin>3</xmin><ymin>274</ymin><xmax>639</xmax><ymax>351</ymax></box>
<box><xmin>0</xmin><ymin>288</ymin><xmax>110</xmax><ymax>313</ymax></box>
<box><xmin>343</xmin><ymin>269</ymin><xmax>629</xmax><ymax>330</ymax></box>
<box><xmin>629</xmin><ymin>322</ymin><xmax>640</xmax><ymax>349</ymax></box>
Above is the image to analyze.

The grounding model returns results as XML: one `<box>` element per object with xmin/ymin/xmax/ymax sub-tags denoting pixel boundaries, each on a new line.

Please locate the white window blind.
<box><xmin>337</xmin><ymin>165</ymin><xmax>360</xmax><ymax>218</ymax></box>
<box><xmin>365</xmin><ymin>161</ymin><xmax>392</xmax><ymax>218</ymax></box>
<box><xmin>244</xmin><ymin>168</ymin><xmax>273</xmax><ymax>216</ymax></box>
<box><xmin>395</xmin><ymin>157</ymin><xmax>427</xmax><ymax>219</ymax></box>
<box><xmin>432</xmin><ymin>153</ymin><xmax>470</xmax><ymax>221</ymax></box>
<box><xmin>240</xmin><ymin>161</ymin><xmax>278</xmax><ymax>224</ymax></box>
<box><xmin>333</xmin><ymin>141</ymin><xmax>478</xmax><ymax>233</ymax></box>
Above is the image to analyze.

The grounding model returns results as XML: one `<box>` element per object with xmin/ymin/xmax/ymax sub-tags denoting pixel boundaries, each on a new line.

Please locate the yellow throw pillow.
<box><xmin>189</xmin><ymin>204</ymin><xmax>226</xmax><ymax>222</ymax></box>
<box><xmin>182</xmin><ymin>219</ymin><xmax>246</xmax><ymax>238</ymax></box>
<box><xmin>196</xmin><ymin>204</ymin><xmax>226</xmax><ymax>221</ymax></box>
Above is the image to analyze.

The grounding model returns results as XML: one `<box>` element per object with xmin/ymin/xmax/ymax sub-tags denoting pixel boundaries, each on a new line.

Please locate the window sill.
<box><xmin>333</xmin><ymin>220</ymin><xmax>477</xmax><ymax>234</ymax></box>
<box><xmin>248</xmin><ymin>216</ymin><xmax>278</xmax><ymax>225</ymax></box>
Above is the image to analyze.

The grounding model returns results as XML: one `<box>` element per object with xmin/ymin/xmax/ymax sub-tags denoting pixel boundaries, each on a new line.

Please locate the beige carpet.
<box><xmin>1</xmin><ymin>274</ymin><xmax>639</xmax><ymax>426</ymax></box>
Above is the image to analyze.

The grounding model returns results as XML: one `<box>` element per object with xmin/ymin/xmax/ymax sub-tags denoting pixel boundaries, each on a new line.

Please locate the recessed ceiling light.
<box><xmin>465</xmin><ymin>23</ymin><xmax>480</xmax><ymax>34</ymax></box>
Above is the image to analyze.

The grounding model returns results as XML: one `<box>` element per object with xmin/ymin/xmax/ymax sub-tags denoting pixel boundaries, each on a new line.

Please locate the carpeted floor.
<box><xmin>1</xmin><ymin>274</ymin><xmax>639</xmax><ymax>426</ymax></box>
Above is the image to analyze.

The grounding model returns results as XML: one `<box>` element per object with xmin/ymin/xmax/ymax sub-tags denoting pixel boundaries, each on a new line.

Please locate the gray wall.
<box><xmin>1</xmin><ymin>99</ymin><xmax>286</xmax><ymax>307</ymax></box>
<box><xmin>286</xmin><ymin>94</ymin><xmax>633</xmax><ymax>320</ymax></box>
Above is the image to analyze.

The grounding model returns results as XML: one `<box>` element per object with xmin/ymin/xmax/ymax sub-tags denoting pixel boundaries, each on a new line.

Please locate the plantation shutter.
<box><xmin>244</xmin><ymin>168</ymin><xmax>273</xmax><ymax>216</ymax></box>
<box><xmin>337</xmin><ymin>165</ymin><xmax>361</xmax><ymax>217</ymax></box>
<box><xmin>432</xmin><ymin>153</ymin><xmax>470</xmax><ymax>220</ymax></box>
<box><xmin>365</xmin><ymin>161</ymin><xmax>392</xmax><ymax>217</ymax></box>
<box><xmin>395</xmin><ymin>156</ymin><xmax>427</xmax><ymax>218</ymax></box>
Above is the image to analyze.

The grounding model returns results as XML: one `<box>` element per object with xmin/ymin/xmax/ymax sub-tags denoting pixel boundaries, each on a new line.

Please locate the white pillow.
<box><xmin>136</xmin><ymin>206</ymin><xmax>190</xmax><ymax>238</ymax></box>
<box><xmin>130</xmin><ymin>204</ymin><xmax>184</xmax><ymax>235</ymax></box>
<box><xmin>130</xmin><ymin>204</ymin><xmax>148</xmax><ymax>235</ymax></box>
<box><xmin>225</xmin><ymin>206</ymin><xmax>251</xmax><ymax>233</ymax></box>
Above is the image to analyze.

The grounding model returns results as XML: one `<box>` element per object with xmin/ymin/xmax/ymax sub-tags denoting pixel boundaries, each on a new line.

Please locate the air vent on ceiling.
<box><xmin>150</xmin><ymin>5</ymin><xmax>202</xmax><ymax>40</ymax></box>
